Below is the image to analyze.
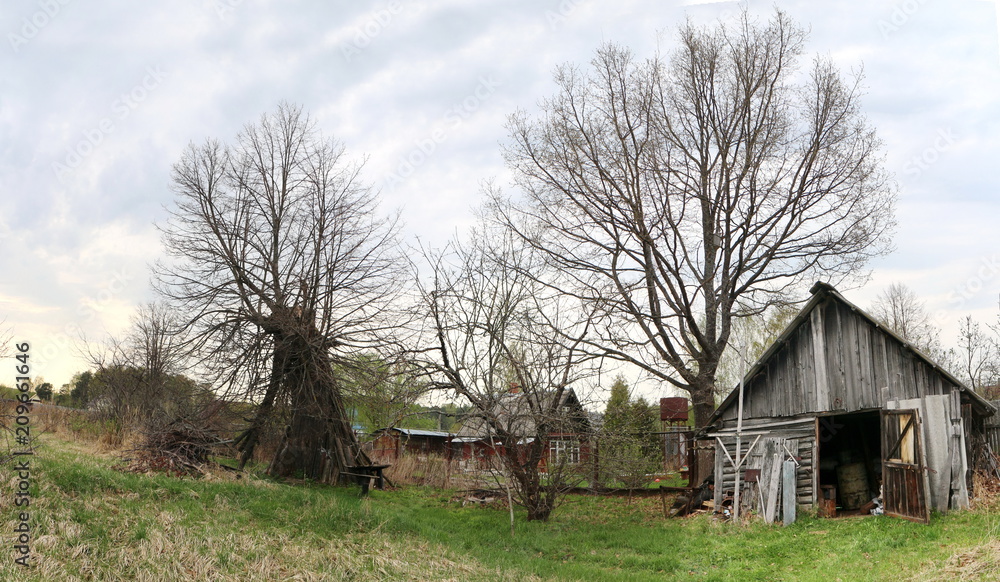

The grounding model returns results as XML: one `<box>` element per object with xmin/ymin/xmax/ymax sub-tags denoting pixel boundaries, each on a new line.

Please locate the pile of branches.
<box><xmin>117</xmin><ymin>418</ymin><xmax>230</xmax><ymax>477</ymax></box>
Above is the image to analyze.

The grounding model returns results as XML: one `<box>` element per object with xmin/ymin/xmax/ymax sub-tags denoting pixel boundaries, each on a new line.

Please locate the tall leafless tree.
<box><xmin>496</xmin><ymin>10</ymin><xmax>896</xmax><ymax>427</ymax></box>
<box><xmin>417</xmin><ymin>223</ymin><xmax>594</xmax><ymax>521</ymax></box>
<box><xmin>155</xmin><ymin>103</ymin><xmax>405</xmax><ymax>483</ymax></box>
<box><xmin>956</xmin><ymin>315</ymin><xmax>1000</xmax><ymax>393</ymax></box>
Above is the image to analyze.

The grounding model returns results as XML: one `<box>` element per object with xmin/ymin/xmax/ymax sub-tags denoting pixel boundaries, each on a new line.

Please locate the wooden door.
<box><xmin>881</xmin><ymin>409</ymin><xmax>930</xmax><ymax>524</ymax></box>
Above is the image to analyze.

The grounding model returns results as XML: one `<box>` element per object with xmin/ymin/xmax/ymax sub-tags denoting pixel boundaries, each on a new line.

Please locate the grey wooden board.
<box><xmin>950</xmin><ymin>390</ymin><xmax>969</xmax><ymax>510</ymax></box>
<box><xmin>783</xmin><ymin>460</ymin><xmax>797</xmax><ymax>525</ymax></box>
<box><xmin>763</xmin><ymin>451</ymin><xmax>782</xmax><ymax>524</ymax></box>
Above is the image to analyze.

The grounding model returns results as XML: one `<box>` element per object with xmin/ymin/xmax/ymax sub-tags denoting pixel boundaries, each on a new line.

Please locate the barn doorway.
<box><xmin>816</xmin><ymin>410</ymin><xmax>881</xmax><ymax>516</ymax></box>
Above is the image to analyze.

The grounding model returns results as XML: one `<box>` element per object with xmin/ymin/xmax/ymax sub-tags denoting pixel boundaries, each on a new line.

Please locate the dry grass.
<box><xmin>0</xmin><ymin>434</ymin><xmax>540</xmax><ymax>582</ymax></box>
<box><xmin>5</xmin><ymin>517</ymin><xmax>527</xmax><ymax>581</ymax></box>
<box><xmin>378</xmin><ymin>453</ymin><xmax>494</xmax><ymax>491</ymax></box>
<box><xmin>934</xmin><ymin>541</ymin><xmax>1000</xmax><ymax>581</ymax></box>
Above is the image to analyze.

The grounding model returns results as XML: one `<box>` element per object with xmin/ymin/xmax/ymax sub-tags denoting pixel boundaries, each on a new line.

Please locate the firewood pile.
<box><xmin>666</xmin><ymin>477</ymin><xmax>715</xmax><ymax>517</ymax></box>
<box><xmin>116</xmin><ymin>419</ymin><xmax>231</xmax><ymax>477</ymax></box>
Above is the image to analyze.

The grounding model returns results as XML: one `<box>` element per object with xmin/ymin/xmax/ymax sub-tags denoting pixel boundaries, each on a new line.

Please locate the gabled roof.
<box><xmin>454</xmin><ymin>387</ymin><xmax>589</xmax><ymax>439</ymax></box>
<box><xmin>707</xmin><ymin>282</ymin><xmax>995</xmax><ymax>426</ymax></box>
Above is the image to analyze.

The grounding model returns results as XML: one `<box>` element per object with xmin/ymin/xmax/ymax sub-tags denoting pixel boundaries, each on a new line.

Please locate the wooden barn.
<box><xmin>701</xmin><ymin>282</ymin><xmax>996</xmax><ymax>523</ymax></box>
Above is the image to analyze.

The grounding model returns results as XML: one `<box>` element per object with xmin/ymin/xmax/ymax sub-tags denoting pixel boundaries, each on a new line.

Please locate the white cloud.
<box><xmin>3</xmin><ymin>0</ymin><xmax>1000</xmax><ymax>392</ymax></box>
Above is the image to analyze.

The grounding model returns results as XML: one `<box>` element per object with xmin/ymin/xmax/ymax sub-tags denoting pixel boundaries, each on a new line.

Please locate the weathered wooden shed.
<box><xmin>701</xmin><ymin>282</ymin><xmax>996</xmax><ymax>523</ymax></box>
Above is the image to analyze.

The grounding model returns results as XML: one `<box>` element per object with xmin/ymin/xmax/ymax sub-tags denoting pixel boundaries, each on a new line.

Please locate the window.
<box><xmin>549</xmin><ymin>439</ymin><xmax>580</xmax><ymax>465</ymax></box>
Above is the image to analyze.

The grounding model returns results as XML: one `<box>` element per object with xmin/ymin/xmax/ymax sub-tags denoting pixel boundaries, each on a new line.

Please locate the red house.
<box><xmin>452</xmin><ymin>387</ymin><xmax>592</xmax><ymax>472</ymax></box>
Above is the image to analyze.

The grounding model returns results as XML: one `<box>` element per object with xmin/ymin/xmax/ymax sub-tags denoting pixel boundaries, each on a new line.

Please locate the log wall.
<box><xmin>711</xmin><ymin>416</ymin><xmax>817</xmax><ymax>509</ymax></box>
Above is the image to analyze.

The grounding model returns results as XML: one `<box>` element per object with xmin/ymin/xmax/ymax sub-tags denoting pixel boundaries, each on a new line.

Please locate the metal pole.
<box><xmin>733</xmin><ymin>336</ymin><xmax>748</xmax><ymax>522</ymax></box>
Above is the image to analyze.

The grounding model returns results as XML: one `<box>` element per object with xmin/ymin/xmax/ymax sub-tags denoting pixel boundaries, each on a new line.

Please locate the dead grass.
<box><xmin>0</xmin><ymin>434</ymin><xmax>541</xmax><ymax>581</ymax></box>
<box><xmin>379</xmin><ymin>453</ymin><xmax>494</xmax><ymax>491</ymax></box>
<box><xmin>935</xmin><ymin>541</ymin><xmax>1000</xmax><ymax>581</ymax></box>
<box><xmin>7</xmin><ymin>518</ymin><xmax>530</xmax><ymax>581</ymax></box>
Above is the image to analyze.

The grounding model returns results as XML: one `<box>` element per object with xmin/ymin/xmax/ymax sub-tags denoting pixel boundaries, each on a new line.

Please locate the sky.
<box><xmin>2</xmin><ymin>0</ymin><xmax>1000</xmax><ymax>398</ymax></box>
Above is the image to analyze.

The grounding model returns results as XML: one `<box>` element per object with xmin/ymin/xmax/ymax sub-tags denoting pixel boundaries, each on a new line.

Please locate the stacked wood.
<box><xmin>119</xmin><ymin>418</ymin><xmax>229</xmax><ymax>476</ymax></box>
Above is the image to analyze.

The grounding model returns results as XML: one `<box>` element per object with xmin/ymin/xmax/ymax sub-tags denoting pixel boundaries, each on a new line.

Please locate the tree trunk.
<box><xmin>690</xmin><ymin>381</ymin><xmax>716</xmax><ymax>429</ymax></box>
<box><xmin>266</xmin><ymin>327</ymin><xmax>368</xmax><ymax>484</ymax></box>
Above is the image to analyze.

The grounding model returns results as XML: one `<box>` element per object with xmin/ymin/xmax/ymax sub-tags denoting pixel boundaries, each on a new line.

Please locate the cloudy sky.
<box><xmin>2</xmin><ymin>0</ymin><xmax>999</xmax><ymax>393</ymax></box>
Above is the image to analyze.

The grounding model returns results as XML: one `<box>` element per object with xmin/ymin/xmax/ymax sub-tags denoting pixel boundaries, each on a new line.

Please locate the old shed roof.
<box><xmin>707</xmin><ymin>282</ymin><xmax>995</xmax><ymax>426</ymax></box>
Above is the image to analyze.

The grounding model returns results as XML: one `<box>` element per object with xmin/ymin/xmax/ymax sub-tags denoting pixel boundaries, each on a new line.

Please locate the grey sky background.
<box><xmin>2</xmin><ymin>0</ymin><xmax>999</xmax><ymax>395</ymax></box>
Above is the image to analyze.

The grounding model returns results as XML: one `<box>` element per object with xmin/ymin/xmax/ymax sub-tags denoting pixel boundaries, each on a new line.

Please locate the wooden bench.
<box><xmin>344</xmin><ymin>465</ymin><xmax>390</xmax><ymax>495</ymax></box>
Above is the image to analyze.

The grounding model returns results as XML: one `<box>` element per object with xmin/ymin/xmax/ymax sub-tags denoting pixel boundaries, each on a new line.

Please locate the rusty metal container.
<box><xmin>660</xmin><ymin>398</ymin><xmax>689</xmax><ymax>423</ymax></box>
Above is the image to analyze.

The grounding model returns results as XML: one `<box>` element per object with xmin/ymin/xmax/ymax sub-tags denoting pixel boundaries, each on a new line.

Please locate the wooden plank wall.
<box><xmin>720</xmin><ymin>299</ymin><xmax>959</xmax><ymax>422</ymax></box>
<box><xmin>712</xmin><ymin>417</ymin><xmax>816</xmax><ymax>508</ymax></box>
<box><xmin>984</xmin><ymin>400</ymin><xmax>1000</xmax><ymax>452</ymax></box>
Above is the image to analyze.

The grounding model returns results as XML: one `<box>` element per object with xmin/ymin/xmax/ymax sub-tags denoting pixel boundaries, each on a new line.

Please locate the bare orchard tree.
<box><xmin>497</xmin><ymin>9</ymin><xmax>896</xmax><ymax>427</ymax></box>
<box><xmin>155</xmin><ymin>103</ymin><xmax>405</xmax><ymax>483</ymax></box>
<box><xmin>417</xmin><ymin>224</ymin><xmax>594</xmax><ymax>521</ymax></box>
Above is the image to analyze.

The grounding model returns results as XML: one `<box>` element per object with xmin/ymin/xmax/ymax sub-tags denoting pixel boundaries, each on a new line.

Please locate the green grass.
<box><xmin>2</xmin><ymin>434</ymin><xmax>999</xmax><ymax>580</ymax></box>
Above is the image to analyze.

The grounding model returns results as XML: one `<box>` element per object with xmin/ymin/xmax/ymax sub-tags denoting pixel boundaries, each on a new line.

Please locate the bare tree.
<box><xmin>155</xmin><ymin>103</ymin><xmax>405</xmax><ymax>483</ymax></box>
<box><xmin>956</xmin><ymin>315</ymin><xmax>1000</xmax><ymax>393</ymax></box>
<box><xmin>869</xmin><ymin>282</ymin><xmax>943</xmax><ymax>358</ymax></box>
<box><xmin>83</xmin><ymin>301</ymin><xmax>197</xmax><ymax>421</ymax></box>
<box><xmin>496</xmin><ymin>10</ymin><xmax>895</xmax><ymax>427</ymax></box>
<box><xmin>417</xmin><ymin>224</ymin><xmax>594</xmax><ymax>521</ymax></box>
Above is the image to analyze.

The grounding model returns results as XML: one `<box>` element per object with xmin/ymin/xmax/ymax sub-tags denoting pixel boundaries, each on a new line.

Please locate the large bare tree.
<box><xmin>156</xmin><ymin>103</ymin><xmax>404</xmax><ymax>483</ymax></box>
<box><xmin>497</xmin><ymin>10</ymin><xmax>896</xmax><ymax>427</ymax></box>
<box><xmin>955</xmin><ymin>315</ymin><xmax>1000</xmax><ymax>393</ymax></box>
<box><xmin>417</xmin><ymin>224</ymin><xmax>594</xmax><ymax>521</ymax></box>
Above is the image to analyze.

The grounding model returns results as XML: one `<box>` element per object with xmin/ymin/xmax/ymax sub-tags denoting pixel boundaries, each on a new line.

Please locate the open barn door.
<box><xmin>881</xmin><ymin>409</ymin><xmax>930</xmax><ymax>524</ymax></box>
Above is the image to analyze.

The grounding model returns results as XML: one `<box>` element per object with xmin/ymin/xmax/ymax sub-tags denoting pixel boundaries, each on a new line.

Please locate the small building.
<box><xmin>701</xmin><ymin>282</ymin><xmax>996</xmax><ymax>523</ymax></box>
<box><xmin>453</xmin><ymin>387</ymin><xmax>592</xmax><ymax>472</ymax></box>
<box><xmin>660</xmin><ymin>397</ymin><xmax>693</xmax><ymax>474</ymax></box>
<box><xmin>370</xmin><ymin>427</ymin><xmax>454</xmax><ymax>460</ymax></box>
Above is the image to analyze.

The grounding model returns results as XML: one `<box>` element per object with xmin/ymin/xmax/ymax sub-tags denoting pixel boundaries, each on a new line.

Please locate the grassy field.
<box><xmin>3</xmin><ymin>433</ymin><xmax>1000</xmax><ymax>581</ymax></box>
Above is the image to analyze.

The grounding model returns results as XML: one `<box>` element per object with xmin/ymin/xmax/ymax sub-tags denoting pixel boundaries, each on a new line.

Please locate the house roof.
<box><xmin>373</xmin><ymin>427</ymin><xmax>453</xmax><ymax>438</ymax></box>
<box><xmin>454</xmin><ymin>387</ymin><xmax>590</xmax><ymax>439</ymax></box>
<box><xmin>707</xmin><ymin>282</ymin><xmax>996</xmax><ymax>427</ymax></box>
